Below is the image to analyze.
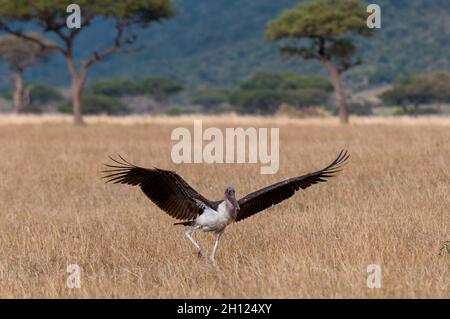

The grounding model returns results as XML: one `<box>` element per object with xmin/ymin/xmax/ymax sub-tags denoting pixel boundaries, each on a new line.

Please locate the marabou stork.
<box><xmin>102</xmin><ymin>150</ymin><xmax>349</xmax><ymax>264</ymax></box>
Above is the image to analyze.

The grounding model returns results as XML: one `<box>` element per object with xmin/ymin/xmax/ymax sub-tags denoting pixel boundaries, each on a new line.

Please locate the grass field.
<box><xmin>0</xmin><ymin>115</ymin><xmax>448</xmax><ymax>298</ymax></box>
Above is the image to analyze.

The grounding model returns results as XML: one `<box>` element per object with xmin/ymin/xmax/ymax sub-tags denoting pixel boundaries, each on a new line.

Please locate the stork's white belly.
<box><xmin>196</xmin><ymin>201</ymin><xmax>232</xmax><ymax>232</ymax></box>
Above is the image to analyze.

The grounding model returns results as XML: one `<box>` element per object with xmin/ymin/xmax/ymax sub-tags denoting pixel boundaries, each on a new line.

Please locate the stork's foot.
<box><xmin>209</xmin><ymin>257</ymin><xmax>217</xmax><ymax>267</ymax></box>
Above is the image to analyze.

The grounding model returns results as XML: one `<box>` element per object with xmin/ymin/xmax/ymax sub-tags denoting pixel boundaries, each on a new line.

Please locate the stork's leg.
<box><xmin>185</xmin><ymin>225</ymin><xmax>203</xmax><ymax>258</ymax></box>
<box><xmin>210</xmin><ymin>230</ymin><xmax>224</xmax><ymax>265</ymax></box>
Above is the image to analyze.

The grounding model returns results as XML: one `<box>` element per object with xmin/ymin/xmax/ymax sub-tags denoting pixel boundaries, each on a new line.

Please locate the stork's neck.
<box><xmin>224</xmin><ymin>198</ymin><xmax>238</xmax><ymax>219</ymax></box>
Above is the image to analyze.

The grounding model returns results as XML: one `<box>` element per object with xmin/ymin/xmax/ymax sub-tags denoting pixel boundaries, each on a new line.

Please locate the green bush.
<box><xmin>230</xmin><ymin>89</ymin><xmax>283</xmax><ymax>114</ymax></box>
<box><xmin>279</xmin><ymin>75</ymin><xmax>333</xmax><ymax>92</ymax></box>
<box><xmin>393</xmin><ymin>105</ymin><xmax>440</xmax><ymax>116</ymax></box>
<box><xmin>1</xmin><ymin>91</ymin><xmax>12</xmax><ymax>100</ymax></box>
<box><xmin>29</xmin><ymin>83</ymin><xmax>63</xmax><ymax>104</ymax></box>
<box><xmin>134</xmin><ymin>77</ymin><xmax>184</xmax><ymax>101</ymax></box>
<box><xmin>26</xmin><ymin>104</ymin><xmax>47</xmax><ymax>114</ymax></box>
<box><xmin>91</xmin><ymin>79</ymin><xmax>138</xmax><ymax>97</ymax></box>
<box><xmin>283</xmin><ymin>88</ymin><xmax>330</xmax><ymax>108</ymax></box>
<box><xmin>58</xmin><ymin>93</ymin><xmax>130</xmax><ymax>115</ymax></box>
<box><xmin>348</xmin><ymin>102</ymin><xmax>373</xmax><ymax>116</ymax></box>
<box><xmin>191</xmin><ymin>88</ymin><xmax>230</xmax><ymax>109</ymax></box>
<box><xmin>91</xmin><ymin>77</ymin><xmax>184</xmax><ymax>103</ymax></box>
<box><xmin>238</xmin><ymin>72</ymin><xmax>333</xmax><ymax>92</ymax></box>
<box><xmin>3</xmin><ymin>83</ymin><xmax>64</xmax><ymax>114</ymax></box>
<box><xmin>230</xmin><ymin>72</ymin><xmax>333</xmax><ymax>114</ymax></box>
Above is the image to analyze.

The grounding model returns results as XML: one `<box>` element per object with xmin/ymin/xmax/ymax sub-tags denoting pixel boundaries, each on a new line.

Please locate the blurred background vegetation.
<box><xmin>0</xmin><ymin>0</ymin><xmax>449</xmax><ymax>118</ymax></box>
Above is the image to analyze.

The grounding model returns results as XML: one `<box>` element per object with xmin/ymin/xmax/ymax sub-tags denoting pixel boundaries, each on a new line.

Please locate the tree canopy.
<box><xmin>0</xmin><ymin>33</ymin><xmax>55</xmax><ymax>72</ymax></box>
<box><xmin>266</xmin><ymin>0</ymin><xmax>369</xmax><ymax>41</ymax></box>
<box><xmin>0</xmin><ymin>1</ymin><xmax>174</xmax><ymax>28</ymax></box>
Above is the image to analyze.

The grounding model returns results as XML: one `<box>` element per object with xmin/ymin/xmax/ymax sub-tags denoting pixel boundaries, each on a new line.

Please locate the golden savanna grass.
<box><xmin>0</xmin><ymin>115</ymin><xmax>448</xmax><ymax>298</ymax></box>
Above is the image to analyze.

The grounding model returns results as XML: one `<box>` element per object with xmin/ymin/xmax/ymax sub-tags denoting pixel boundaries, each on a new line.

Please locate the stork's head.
<box><xmin>224</xmin><ymin>186</ymin><xmax>239</xmax><ymax>210</ymax></box>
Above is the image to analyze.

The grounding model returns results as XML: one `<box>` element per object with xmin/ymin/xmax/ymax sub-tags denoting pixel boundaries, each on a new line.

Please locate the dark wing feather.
<box><xmin>236</xmin><ymin>150</ymin><xmax>349</xmax><ymax>222</ymax></box>
<box><xmin>102</xmin><ymin>155</ymin><xmax>216</xmax><ymax>221</ymax></box>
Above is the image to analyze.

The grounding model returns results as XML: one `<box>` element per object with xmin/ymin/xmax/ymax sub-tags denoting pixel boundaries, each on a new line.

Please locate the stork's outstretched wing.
<box><xmin>102</xmin><ymin>156</ymin><xmax>218</xmax><ymax>221</ymax></box>
<box><xmin>236</xmin><ymin>150</ymin><xmax>349</xmax><ymax>222</ymax></box>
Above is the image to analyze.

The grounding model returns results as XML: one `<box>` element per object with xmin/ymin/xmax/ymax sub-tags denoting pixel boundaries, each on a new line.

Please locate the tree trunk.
<box><xmin>23</xmin><ymin>85</ymin><xmax>31</xmax><ymax>112</ymax></box>
<box><xmin>322</xmin><ymin>59</ymin><xmax>349</xmax><ymax>124</ymax></box>
<box><xmin>71</xmin><ymin>78</ymin><xmax>84</xmax><ymax>125</ymax></box>
<box><xmin>12</xmin><ymin>71</ymin><xmax>24</xmax><ymax>114</ymax></box>
<box><xmin>66</xmin><ymin>55</ymin><xmax>87</xmax><ymax>125</ymax></box>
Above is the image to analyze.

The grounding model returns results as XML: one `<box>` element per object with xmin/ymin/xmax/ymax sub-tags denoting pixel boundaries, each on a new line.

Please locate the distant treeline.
<box><xmin>4</xmin><ymin>70</ymin><xmax>450</xmax><ymax>116</ymax></box>
<box><xmin>2</xmin><ymin>72</ymin><xmax>335</xmax><ymax>115</ymax></box>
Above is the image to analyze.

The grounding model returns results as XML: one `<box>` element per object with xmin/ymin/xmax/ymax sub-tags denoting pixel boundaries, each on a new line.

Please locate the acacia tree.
<box><xmin>0</xmin><ymin>33</ymin><xmax>56</xmax><ymax>113</ymax></box>
<box><xmin>0</xmin><ymin>0</ymin><xmax>174</xmax><ymax>124</ymax></box>
<box><xmin>266</xmin><ymin>0</ymin><xmax>371</xmax><ymax>123</ymax></box>
<box><xmin>379</xmin><ymin>72</ymin><xmax>450</xmax><ymax>114</ymax></box>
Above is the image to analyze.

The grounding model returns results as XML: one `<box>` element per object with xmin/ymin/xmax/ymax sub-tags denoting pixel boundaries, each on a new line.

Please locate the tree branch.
<box><xmin>81</xmin><ymin>19</ymin><xmax>143</xmax><ymax>69</ymax></box>
<box><xmin>26</xmin><ymin>0</ymin><xmax>70</xmax><ymax>49</ymax></box>
<box><xmin>0</xmin><ymin>20</ymin><xmax>65</xmax><ymax>53</ymax></box>
<box><xmin>337</xmin><ymin>58</ymin><xmax>361</xmax><ymax>73</ymax></box>
<box><xmin>69</xmin><ymin>13</ymin><xmax>94</xmax><ymax>42</ymax></box>
<box><xmin>280</xmin><ymin>45</ymin><xmax>318</xmax><ymax>60</ymax></box>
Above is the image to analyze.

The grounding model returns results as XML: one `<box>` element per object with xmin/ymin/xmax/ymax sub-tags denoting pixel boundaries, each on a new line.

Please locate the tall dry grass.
<box><xmin>0</xmin><ymin>115</ymin><xmax>448</xmax><ymax>298</ymax></box>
